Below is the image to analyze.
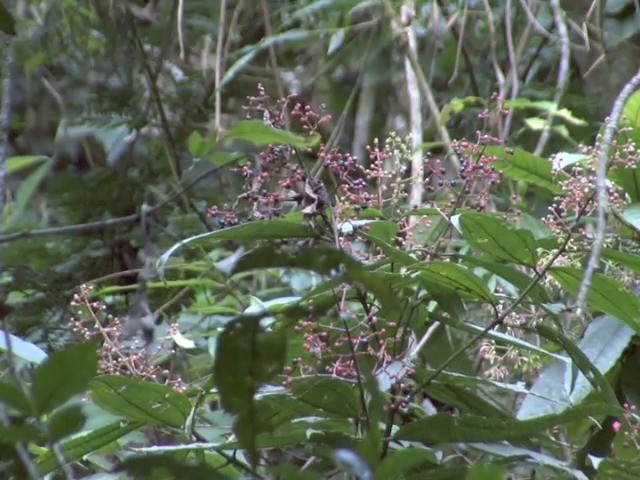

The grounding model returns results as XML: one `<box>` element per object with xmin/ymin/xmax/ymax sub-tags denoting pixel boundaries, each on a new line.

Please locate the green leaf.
<box><xmin>358</xmin><ymin>230</ymin><xmax>417</xmax><ymax>266</ymax></box>
<box><xmin>620</xmin><ymin>203</ymin><xmax>640</xmax><ymax>231</ymax></box>
<box><xmin>45</xmin><ymin>405</ymin><xmax>86</xmax><ymax>442</ymax></box>
<box><xmin>504</xmin><ymin>99</ymin><xmax>587</xmax><ymax>126</ymax></box>
<box><xmin>394</xmin><ymin>402</ymin><xmax>619</xmax><ymax>444</ymax></box>
<box><xmin>213</xmin><ymin>316</ymin><xmax>287</xmax><ymax>462</ymax></box>
<box><xmin>221</xmin><ymin>30</ymin><xmax>319</xmax><ymax>88</ymax></box>
<box><xmin>0</xmin><ymin>330</ymin><xmax>47</xmax><ymax>363</ymax></box>
<box><xmin>187</xmin><ymin>130</ymin><xmax>203</xmax><ymax>157</ymax></box>
<box><xmin>233</xmin><ymin>244</ymin><xmax>396</xmax><ymax>310</ymax></box>
<box><xmin>374</xmin><ymin>447</ymin><xmax>439</xmax><ymax>480</ymax></box>
<box><xmin>471</xmin><ymin>443</ymin><xmax>588</xmax><ymax>479</ymax></box>
<box><xmin>9</xmin><ymin>160</ymin><xmax>53</xmax><ymax>224</ymax></box>
<box><xmin>609</xmin><ymin>164</ymin><xmax>640</xmax><ymax>202</ymax></box>
<box><xmin>0</xmin><ymin>381</ymin><xmax>30</xmax><ymax>414</ymax></box>
<box><xmin>418</xmin><ymin>262</ymin><xmax>496</xmax><ymax>303</ymax></box>
<box><xmin>88</xmin><ymin>375</ymin><xmax>191</xmax><ymax>428</ymax></box>
<box><xmin>36</xmin><ymin>422</ymin><xmax>143</xmax><ymax>475</ymax></box>
<box><xmin>0</xmin><ymin>424</ymin><xmax>41</xmax><ymax>443</ymax></box>
<box><xmin>481</xmin><ymin>146</ymin><xmax>561</xmax><ymax>193</ymax></box>
<box><xmin>0</xmin><ymin>3</ymin><xmax>16</xmax><ymax>35</ymax></box>
<box><xmin>465</xmin><ymin>464</ymin><xmax>507</xmax><ymax>480</ymax></box>
<box><xmin>157</xmin><ymin>220</ymin><xmax>318</xmax><ymax>277</ymax></box>
<box><xmin>6</xmin><ymin>155</ymin><xmax>49</xmax><ymax>174</ymax></box>
<box><xmin>601</xmin><ymin>248</ymin><xmax>640</xmax><ymax>273</ymax></box>
<box><xmin>459</xmin><ymin>213</ymin><xmax>538</xmax><ymax>266</ymax></box>
<box><xmin>290</xmin><ymin>377</ymin><xmax>360</xmax><ymax>417</ymax></box>
<box><xmin>31</xmin><ymin>342</ymin><xmax>98</xmax><ymax>415</ymax></box>
<box><xmin>622</xmin><ymin>90</ymin><xmax>640</xmax><ymax>128</ymax></box>
<box><xmin>225</xmin><ymin>119</ymin><xmax>320</xmax><ymax>148</ymax></box>
<box><xmin>517</xmin><ymin>316</ymin><xmax>629</xmax><ymax>420</ymax></box>
<box><xmin>462</xmin><ymin>256</ymin><xmax>549</xmax><ymax>303</ymax></box>
<box><xmin>201</xmin><ymin>151</ymin><xmax>244</xmax><ymax>166</ymax></box>
<box><xmin>550</xmin><ymin>267</ymin><xmax>640</xmax><ymax>331</ymax></box>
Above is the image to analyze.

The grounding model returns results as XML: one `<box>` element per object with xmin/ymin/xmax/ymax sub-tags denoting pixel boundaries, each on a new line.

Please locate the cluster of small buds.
<box><xmin>480</xmin><ymin>329</ymin><xmax>543</xmax><ymax>380</ymax></box>
<box><xmin>282</xmin><ymin>306</ymin><xmax>402</xmax><ymax>384</ymax></box>
<box><xmin>320</xmin><ymin>146</ymin><xmax>359</xmax><ymax>175</ymax></box>
<box><xmin>291</xmin><ymin>102</ymin><xmax>332</xmax><ymax>133</ymax></box>
<box><xmin>613</xmin><ymin>402</ymin><xmax>640</xmax><ymax>450</ymax></box>
<box><xmin>207</xmin><ymin>205</ymin><xmax>240</xmax><ymax>227</ymax></box>
<box><xmin>69</xmin><ymin>285</ymin><xmax>185</xmax><ymax>392</ymax></box>
<box><xmin>243</xmin><ymin>83</ymin><xmax>291</xmax><ymax>129</ymax></box>
<box><xmin>387</xmin><ymin>374</ymin><xmax>416</xmax><ymax>413</ymax></box>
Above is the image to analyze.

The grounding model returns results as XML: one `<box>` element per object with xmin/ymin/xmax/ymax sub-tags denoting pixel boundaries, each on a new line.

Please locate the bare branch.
<box><xmin>575</xmin><ymin>66</ymin><xmax>640</xmax><ymax>315</ymax></box>
<box><xmin>534</xmin><ymin>0</ymin><xmax>571</xmax><ymax>155</ymax></box>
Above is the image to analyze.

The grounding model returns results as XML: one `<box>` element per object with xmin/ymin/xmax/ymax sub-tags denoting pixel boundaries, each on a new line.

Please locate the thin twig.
<box><xmin>502</xmin><ymin>0</ymin><xmax>519</xmax><ymax>140</ymax></box>
<box><xmin>259</xmin><ymin>0</ymin><xmax>285</xmax><ymax>100</ymax></box>
<box><xmin>214</xmin><ymin>0</ymin><xmax>227</xmax><ymax>138</ymax></box>
<box><xmin>575</xmin><ymin>66</ymin><xmax>640</xmax><ymax>314</ymax></box>
<box><xmin>402</xmin><ymin>1</ymin><xmax>423</xmax><ymax>218</ymax></box>
<box><xmin>534</xmin><ymin>0</ymin><xmax>570</xmax><ymax>156</ymax></box>
<box><xmin>177</xmin><ymin>0</ymin><xmax>185</xmax><ymax>60</ymax></box>
<box><xmin>437</xmin><ymin>0</ymin><xmax>480</xmax><ymax>96</ymax></box>
<box><xmin>0</xmin><ymin>156</ymin><xmax>244</xmax><ymax>245</ymax></box>
<box><xmin>0</xmin><ymin>39</ymin><xmax>14</xmax><ymax>218</ymax></box>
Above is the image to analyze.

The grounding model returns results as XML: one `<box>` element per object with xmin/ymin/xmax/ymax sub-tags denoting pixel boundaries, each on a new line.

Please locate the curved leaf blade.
<box><xmin>88</xmin><ymin>376</ymin><xmax>191</xmax><ymax>428</ymax></box>
<box><xmin>550</xmin><ymin>267</ymin><xmax>640</xmax><ymax>331</ymax></box>
<box><xmin>460</xmin><ymin>213</ymin><xmax>538</xmax><ymax>266</ymax></box>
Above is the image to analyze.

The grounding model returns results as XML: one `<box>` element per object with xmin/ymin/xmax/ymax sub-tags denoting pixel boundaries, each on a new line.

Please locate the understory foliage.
<box><xmin>6</xmin><ymin>1</ymin><xmax>640</xmax><ymax>480</ymax></box>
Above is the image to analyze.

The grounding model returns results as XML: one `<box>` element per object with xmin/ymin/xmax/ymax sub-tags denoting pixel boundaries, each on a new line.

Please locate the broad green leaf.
<box><xmin>157</xmin><ymin>220</ymin><xmax>318</xmax><ymax>277</ymax></box>
<box><xmin>213</xmin><ymin>317</ymin><xmax>286</xmax><ymax>462</ymax></box>
<box><xmin>481</xmin><ymin>146</ymin><xmax>561</xmax><ymax>193</ymax></box>
<box><xmin>459</xmin><ymin>213</ymin><xmax>537</xmax><ymax>266</ymax></box>
<box><xmin>471</xmin><ymin>443</ymin><xmax>588</xmax><ymax>479</ymax></box>
<box><xmin>374</xmin><ymin>447</ymin><xmax>439</xmax><ymax>480</ymax></box>
<box><xmin>394</xmin><ymin>402</ymin><xmax>619</xmax><ymax>444</ymax></box>
<box><xmin>465</xmin><ymin>464</ymin><xmax>507</xmax><ymax>480</ymax></box>
<box><xmin>0</xmin><ymin>424</ymin><xmax>41</xmax><ymax>443</ymax></box>
<box><xmin>0</xmin><ymin>3</ymin><xmax>15</xmax><ymax>35</ymax></box>
<box><xmin>504</xmin><ymin>99</ymin><xmax>587</xmax><ymax>126</ymax></box>
<box><xmin>620</xmin><ymin>90</ymin><xmax>640</xmax><ymax>145</ymax></box>
<box><xmin>233</xmin><ymin>244</ymin><xmax>396</xmax><ymax>310</ymax></box>
<box><xmin>0</xmin><ymin>330</ymin><xmax>47</xmax><ymax>363</ymax></box>
<box><xmin>550</xmin><ymin>267</ymin><xmax>640</xmax><ymax>331</ymax></box>
<box><xmin>609</xmin><ymin>164</ymin><xmax>640</xmax><ymax>202</ymax></box>
<box><xmin>622</xmin><ymin>90</ymin><xmax>640</xmax><ymax>128</ymax></box>
<box><xmin>601</xmin><ymin>248</ymin><xmax>640</xmax><ymax>273</ymax></box>
<box><xmin>7</xmin><ymin>155</ymin><xmax>49</xmax><ymax>174</ymax></box>
<box><xmin>418</xmin><ymin>262</ymin><xmax>496</xmax><ymax>303</ymax></box>
<box><xmin>358</xmin><ymin>231</ymin><xmax>417</xmax><ymax>265</ymax></box>
<box><xmin>290</xmin><ymin>377</ymin><xmax>360</xmax><ymax>417</ymax></box>
<box><xmin>620</xmin><ymin>203</ymin><xmax>640</xmax><ymax>231</ymax></box>
<box><xmin>202</xmin><ymin>151</ymin><xmax>244</xmax><ymax>166</ymax></box>
<box><xmin>187</xmin><ymin>130</ymin><xmax>202</xmax><ymax>157</ymax></box>
<box><xmin>36</xmin><ymin>422</ymin><xmax>143</xmax><ymax>475</ymax></box>
<box><xmin>221</xmin><ymin>30</ymin><xmax>318</xmax><ymax>87</ymax></box>
<box><xmin>517</xmin><ymin>316</ymin><xmax>629</xmax><ymax>420</ymax></box>
<box><xmin>10</xmin><ymin>160</ymin><xmax>52</xmax><ymax>223</ymax></box>
<box><xmin>459</xmin><ymin>322</ymin><xmax>565</xmax><ymax>361</ymax></box>
<box><xmin>88</xmin><ymin>375</ymin><xmax>191</xmax><ymax>428</ymax></box>
<box><xmin>462</xmin><ymin>256</ymin><xmax>549</xmax><ymax>303</ymax></box>
<box><xmin>32</xmin><ymin>342</ymin><xmax>98</xmax><ymax>415</ymax></box>
<box><xmin>45</xmin><ymin>405</ymin><xmax>86</xmax><ymax>442</ymax></box>
<box><xmin>225</xmin><ymin>119</ymin><xmax>320</xmax><ymax>148</ymax></box>
<box><xmin>0</xmin><ymin>381</ymin><xmax>30</xmax><ymax>413</ymax></box>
